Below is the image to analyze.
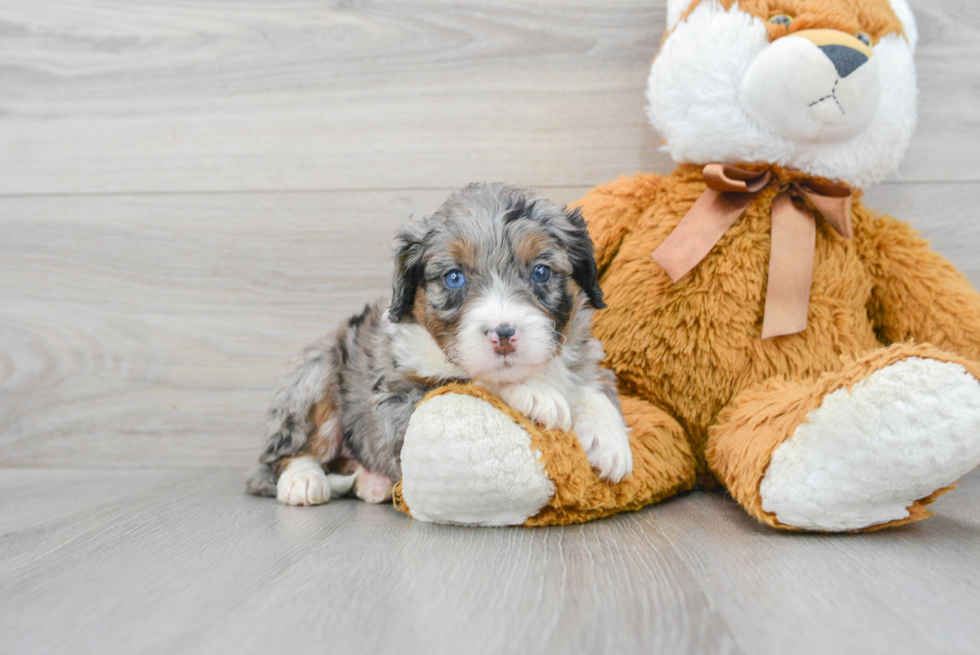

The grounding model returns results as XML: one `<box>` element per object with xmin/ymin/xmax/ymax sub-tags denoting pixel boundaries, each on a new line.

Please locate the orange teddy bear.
<box><xmin>394</xmin><ymin>0</ymin><xmax>980</xmax><ymax>531</ymax></box>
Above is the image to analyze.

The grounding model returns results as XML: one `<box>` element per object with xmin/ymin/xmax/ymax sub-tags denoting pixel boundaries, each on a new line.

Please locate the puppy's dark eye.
<box><xmin>856</xmin><ymin>32</ymin><xmax>871</xmax><ymax>46</ymax></box>
<box><xmin>769</xmin><ymin>14</ymin><xmax>793</xmax><ymax>27</ymax></box>
<box><xmin>530</xmin><ymin>264</ymin><xmax>552</xmax><ymax>284</ymax></box>
<box><xmin>443</xmin><ymin>269</ymin><xmax>466</xmax><ymax>290</ymax></box>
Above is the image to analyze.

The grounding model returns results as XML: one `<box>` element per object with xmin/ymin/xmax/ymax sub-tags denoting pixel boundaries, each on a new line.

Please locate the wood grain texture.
<box><xmin>0</xmin><ymin>0</ymin><xmax>665</xmax><ymax>194</ymax></box>
<box><xmin>652</xmin><ymin>477</ymin><xmax>980</xmax><ymax>655</ymax></box>
<box><xmin>0</xmin><ymin>0</ymin><xmax>977</xmax><ymax>196</ymax></box>
<box><xmin>2</xmin><ymin>466</ymin><xmax>978</xmax><ymax>655</ymax></box>
<box><xmin>0</xmin><ymin>467</ymin><xmax>201</xmax><ymax>534</ymax></box>
<box><xmin>2</xmin><ymin>183</ymin><xmax>979</xmax><ymax>468</ymax></box>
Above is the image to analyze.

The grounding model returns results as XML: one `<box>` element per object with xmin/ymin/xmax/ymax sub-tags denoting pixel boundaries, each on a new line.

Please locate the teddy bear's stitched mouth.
<box><xmin>809</xmin><ymin>79</ymin><xmax>845</xmax><ymax>115</ymax></box>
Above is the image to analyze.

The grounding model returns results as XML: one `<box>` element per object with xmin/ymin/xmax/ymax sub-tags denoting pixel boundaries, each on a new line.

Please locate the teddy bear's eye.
<box><xmin>856</xmin><ymin>32</ymin><xmax>871</xmax><ymax>46</ymax></box>
<box><xmin>769</xmin><ymin>14</ymin><xmax>793</xmax><ymax>27</ymax></box>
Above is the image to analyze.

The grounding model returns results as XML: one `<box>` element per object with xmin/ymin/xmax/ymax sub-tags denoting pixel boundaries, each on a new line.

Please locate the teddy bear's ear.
<box><xmin>563</xmin><ymin>207</ymin><xmax>605</xmax><ymax>310</ymax></box>
<box><xmin>889</xmin><ymin>0</ymin><xmax>918</xmax><ymax>51</ymax></box>
<box><xmin>666</xmin><ymin>0</ymin><xmax>695</xmax><ymax>31</ymax></box>
<box><xmin>388</xmin><ymin>219</ymin><xmax>427</xmax><ymax>322</ymax></box>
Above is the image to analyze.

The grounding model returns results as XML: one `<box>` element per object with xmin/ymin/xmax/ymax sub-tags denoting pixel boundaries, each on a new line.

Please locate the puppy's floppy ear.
<box><xmin>388</xmin><ymin>220</ymin><xmax>427</xmax><ymax>322</ymax></box>
<box><xmin>562</xmin><ymin>207</ymin><xmax>606</xmax><ymax>309</ymax></box>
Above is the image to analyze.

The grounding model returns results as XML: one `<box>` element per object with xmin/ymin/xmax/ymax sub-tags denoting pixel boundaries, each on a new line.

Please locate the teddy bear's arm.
<box><xmin>858</xmin><ymin>209</ymin><xmax>980</xmax><ymax>360</ymax></box>
<box><xmin>571</xmin><ymin>172</ymin><xmax>665</xmax><ymax>272</ymax></box>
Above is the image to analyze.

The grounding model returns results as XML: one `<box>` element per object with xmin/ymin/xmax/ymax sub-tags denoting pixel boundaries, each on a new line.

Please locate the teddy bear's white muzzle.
<box><xmin>739</xmin><ymin>31</ymin><xmax>881</xmax><ymax>144</ymax></box>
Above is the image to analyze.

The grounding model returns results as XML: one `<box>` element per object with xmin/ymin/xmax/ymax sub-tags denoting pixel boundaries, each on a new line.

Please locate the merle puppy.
<box><xmin>247</xmin><ymin>183</ymin><xmax>632</xmax><ymax>506</ymax></box>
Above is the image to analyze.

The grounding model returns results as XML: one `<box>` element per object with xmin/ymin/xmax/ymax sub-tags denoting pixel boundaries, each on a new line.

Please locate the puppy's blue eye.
<box><xmin>444</xmin><ymin>269</ymin><xmax>466</xmax><ymax>290</ymax></box>
<box><xmin>856</xmin><ymin>32</ymin><xmax>871</xmax><ymax>46</ymax></box>
<box><xmin>530</xmin><ymin>264</ymin><xmax>552</xmax><ymax>284</ymax></box>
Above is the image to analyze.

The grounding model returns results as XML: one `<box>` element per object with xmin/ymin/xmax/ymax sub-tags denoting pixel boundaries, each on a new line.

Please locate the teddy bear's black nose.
<box><xmin>819</xmin><ymin>44</ymin><xmax>869</xmax><ymax>78</ymax></box>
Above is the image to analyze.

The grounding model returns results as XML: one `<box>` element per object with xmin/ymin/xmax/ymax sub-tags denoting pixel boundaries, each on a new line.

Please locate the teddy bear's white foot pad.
<box><xmin>760</xmin><ymin>357</ymin><xmax>980</xmax><ymax>531</ymax></box>
<box><xmin>400</xmin><ymin>393</ymin><xmax>555</xmax><ymax>526</ymax></box>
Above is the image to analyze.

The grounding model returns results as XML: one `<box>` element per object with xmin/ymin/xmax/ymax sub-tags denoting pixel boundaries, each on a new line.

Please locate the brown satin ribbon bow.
<box><xmin>652</xmin><ymin>164</ymin><xmax>853</xmax><ymax>339</ymax></box>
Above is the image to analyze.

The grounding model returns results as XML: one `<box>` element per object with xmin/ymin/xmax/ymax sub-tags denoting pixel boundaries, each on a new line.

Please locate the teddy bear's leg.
<box><xmin>398</xmin><ymin>386</ymin><xmax>698</xmax><ymax>526</ymax></box>
<box><xmin>526</xmin><ymin>394</ymin><xmax>698</xmax><ymax>526</ymax></box>
<box><xmin>706</xmin><ymin>344</ymin><xmax>980</xmax><ymax>532</ymax></box>
<box><xmin>398</xmin><ymin>388</ymin><xmax>558</xmax><ymax>526</ymax></box>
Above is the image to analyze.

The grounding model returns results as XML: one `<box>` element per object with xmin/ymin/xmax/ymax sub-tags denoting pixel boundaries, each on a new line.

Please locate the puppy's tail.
<box><xmin>245</xmin><ymin>464</ymin><xmax>277</xmax><ymax>497</ymax></box>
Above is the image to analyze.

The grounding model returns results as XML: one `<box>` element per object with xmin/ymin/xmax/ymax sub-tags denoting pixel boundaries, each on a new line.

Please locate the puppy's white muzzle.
<box><xmin>740</xmin><ymin>29</ymin><xmax>880</xmax><ymax>144</ymax></box>
<box><xmin>455</xmin><ymin>282</ymin><xmax>556</xmax><ymax>384</ymax></box>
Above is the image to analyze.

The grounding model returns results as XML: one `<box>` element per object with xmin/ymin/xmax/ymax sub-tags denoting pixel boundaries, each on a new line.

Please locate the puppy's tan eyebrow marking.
<box><xmin>513</xmin><ymin>230</ymin><xmax>553</xmax><ymax>267</ymax></box>
<box><xmin>446</xmin><ymin>235</ymin><xmax>477</xmax><ymax>270</ymax></box>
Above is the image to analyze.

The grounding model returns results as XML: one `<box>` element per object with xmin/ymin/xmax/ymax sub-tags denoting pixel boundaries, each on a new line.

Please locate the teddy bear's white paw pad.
<box><xmin>400</xmin><ymin>393</ymin><xmax>555</xmax><ymax>526</ymax></box>
<box><xmin>277</xmin><ymin>456</ymin><xmax>331</xmax><ymax>506</ymax></box>
<box><xmin>760</xmin><ymin>357</ymin><xmax>980</xmax><ymax>531</ymax></box>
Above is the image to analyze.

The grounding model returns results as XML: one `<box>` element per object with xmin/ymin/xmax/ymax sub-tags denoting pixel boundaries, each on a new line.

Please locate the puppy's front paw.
<box><xmin>574</xmin><ymin>414</ymin><xmax>633</xmax><ymax>483</ymax></box>
<box><xmin>497</xmin><ymin>381</ymin><xmax>572</xmax><ymax>431</ymax></box>
<box><xmin>277</xmin><ymin>456</ymin><xmax>331</xmax><ymax>506</ymax></box>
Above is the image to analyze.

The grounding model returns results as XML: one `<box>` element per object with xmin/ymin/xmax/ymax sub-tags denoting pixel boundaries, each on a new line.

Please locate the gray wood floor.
<box><xmin>2</xmin><ymin>468</ymin><xmax>979</xmax><ymax>655</ymax></box>
<box><xmin>2</xmin><ymin>1</ymin><xmax>979</xmax><ymax>654</ymax></box>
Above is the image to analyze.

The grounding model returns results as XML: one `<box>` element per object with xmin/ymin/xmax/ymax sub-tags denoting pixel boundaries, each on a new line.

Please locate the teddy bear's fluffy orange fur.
<box><xmin>571</xmin><ymin>164</ymin><xmax>980</xmax><ymax>529</ymax></box>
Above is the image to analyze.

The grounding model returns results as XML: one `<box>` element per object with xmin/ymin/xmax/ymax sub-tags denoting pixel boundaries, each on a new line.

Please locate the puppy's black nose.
<box><xmin>819</xmin><ymin>44</ymin><xmax>868</xmax><ymax>78</ymax></box>
<box><xmin>495</xmin><ymin>325</ymin><xmax>517</xmax><ymax>340</ymax></box>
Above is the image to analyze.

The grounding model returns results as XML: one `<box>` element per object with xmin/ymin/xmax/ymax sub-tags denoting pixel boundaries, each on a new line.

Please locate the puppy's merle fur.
<box><xmin>247</xmin><ymin>183</ymin><xmax>632</xmax><ymax>506</ymax></box>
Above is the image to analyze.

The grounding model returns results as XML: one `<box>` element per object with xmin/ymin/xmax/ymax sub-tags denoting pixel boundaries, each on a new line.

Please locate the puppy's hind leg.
<box><xmin>248</xmin><ymin>338</ymin><xmax>343</xmax><ymax>505</ymax></box>
<box><xmin>259</xmin><ymin>342</ymin><xmax>332</xmax><ymax>464</ymax></box>
<box><xmin>273</xmin><ymin>410</ymin><xmax>346</xmax><ymax>506</ymax></box>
